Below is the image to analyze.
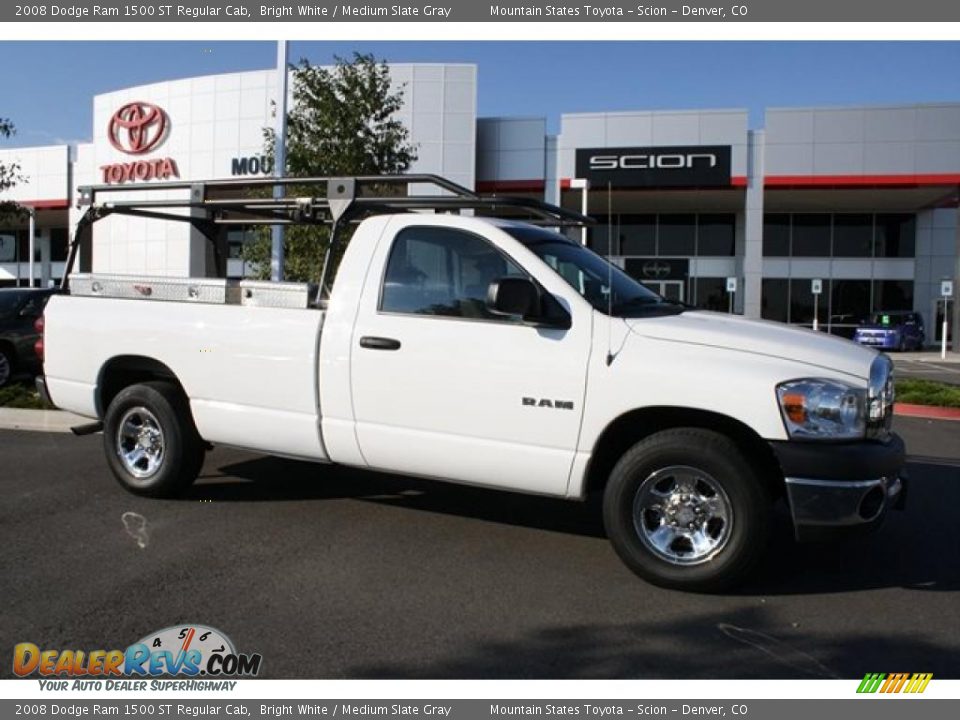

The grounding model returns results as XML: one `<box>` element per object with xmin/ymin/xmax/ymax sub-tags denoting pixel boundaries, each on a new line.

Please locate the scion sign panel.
<box><xmin>575</xmin><ymin>146</ymin><xmax>733</xmax><ymax>188</ymax></box>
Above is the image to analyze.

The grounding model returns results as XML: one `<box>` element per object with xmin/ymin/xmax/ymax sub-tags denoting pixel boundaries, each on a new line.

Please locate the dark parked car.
<box><xmin>0</xmin><ymin>288</ymin><xmax>58</xmax><ymax>387</ymax></box>
<box><xmin>852</xmin><ymin>310</ymin><xmax>925</xmax><ymax>352</ymax></box>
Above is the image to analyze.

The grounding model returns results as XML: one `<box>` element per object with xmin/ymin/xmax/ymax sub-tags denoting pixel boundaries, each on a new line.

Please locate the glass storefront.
<box><xmin>762</xmin><ymin>277</ymin><xmax>914</xmax><ymax>337</ymax></box>
<box><xmin>762</xmin><ymin>213</ymin><xmax>916</xmax><ymax>258</ymax></box>
<box><xmin>590</xmin><ymin>213</ymin><xmax>735</xmax><ymax>258</ymax></box>
<box><xmin>590</xmin><ymin>213</ymin><xmax>735</xmax><ymax>309</ymax></box>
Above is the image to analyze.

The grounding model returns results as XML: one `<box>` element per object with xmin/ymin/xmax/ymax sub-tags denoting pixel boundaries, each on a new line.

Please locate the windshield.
<box><xmin>502</xmin><ymin>225</ymin><xmax>681</xmax><ymax>317</ymax></box>
<box><xmin>0</xmin><ymin>291</ymin><xmax>25</xmax><ymax>316</ymax></box>
<box><xmin>869</xmin><ymin>313</ymin><xmax>907</xmax><ymax>327</ymax></box>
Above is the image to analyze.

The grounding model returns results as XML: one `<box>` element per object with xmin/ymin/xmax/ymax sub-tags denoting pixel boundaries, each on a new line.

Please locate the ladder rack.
<box><xmin>67</xmin><ymin>174</ymin><xmax>594</xmax><ymax>303</ymax></box>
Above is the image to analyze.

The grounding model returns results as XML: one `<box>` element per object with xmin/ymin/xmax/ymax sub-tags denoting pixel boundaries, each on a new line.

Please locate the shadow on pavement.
<box><xmin>191</xmin><ymin>455</ymin><xmax>960</xmax><ymax>597</ymax></box>
<box><xmin>192</xmin><ymin>455</ymin><xmax>607</xmax><ymax>538</ymax></box>
<box><xmin>347</xmin><ymin>604</ymin><xmax>957</xmax><ymax>679</ymax></box>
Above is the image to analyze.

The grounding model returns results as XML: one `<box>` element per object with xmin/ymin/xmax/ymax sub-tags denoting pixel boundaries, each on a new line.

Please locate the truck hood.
<box><xmin>625</xmin><ymin>310</ymin><xmax>876</xmax><ymax>381</ymax></box>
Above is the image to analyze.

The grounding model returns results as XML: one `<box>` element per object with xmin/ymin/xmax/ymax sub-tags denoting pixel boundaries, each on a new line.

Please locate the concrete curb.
<box><xmin>894</xmin><ymin>403</ymin><xmax>960</xmax><ymax>421</ymax></box>
<box><xmin>0</xmin><ymin>408</ymin><xmax>88</xmax><ymax>433</ymax></box>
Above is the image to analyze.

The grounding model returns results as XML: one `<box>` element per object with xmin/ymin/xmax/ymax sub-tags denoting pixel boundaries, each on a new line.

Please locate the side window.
<box><xmin>380</xmin><ymin>226</ymin><xmax>524</xmax><ymax>321</ymax></box>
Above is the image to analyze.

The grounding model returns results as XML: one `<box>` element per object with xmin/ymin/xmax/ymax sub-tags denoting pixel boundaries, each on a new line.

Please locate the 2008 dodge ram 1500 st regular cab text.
<box><xmin>37</xmin><ymin>176</ymin><xmax>905</xmax><ymax>591</ymax></box>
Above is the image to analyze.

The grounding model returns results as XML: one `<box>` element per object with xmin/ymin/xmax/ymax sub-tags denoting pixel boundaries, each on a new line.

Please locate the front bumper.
<box><xmin>854</xmin><ymin>334</ymin><xmax>898</xmax><ymax>349</ymax></box>
<box><xmin>770</xmin><ymin>434</ymin><xmax>907</xmax><ymax>541</ymax></box>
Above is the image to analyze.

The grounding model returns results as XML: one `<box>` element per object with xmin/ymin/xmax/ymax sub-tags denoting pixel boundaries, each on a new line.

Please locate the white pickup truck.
<box><xmin>38</xmin><ymin>175</ymin><xmax>905</xmax><ymax>591</ymax></box>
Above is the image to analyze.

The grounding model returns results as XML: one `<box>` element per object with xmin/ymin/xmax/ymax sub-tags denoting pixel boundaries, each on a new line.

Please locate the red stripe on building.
<box><xmin>766</xmin><ymin>173</ymin><xmax>960</xmax><ymax>189</ymax></box>
<box><xmin>14</xmin><ymin>199</ymin><xmax>70</xmax><ymax>210</ymax></box>
<box><xmin>559</xmin><ymin>177</ymin><xmax>749</xmax><ymax>190</ymax></box>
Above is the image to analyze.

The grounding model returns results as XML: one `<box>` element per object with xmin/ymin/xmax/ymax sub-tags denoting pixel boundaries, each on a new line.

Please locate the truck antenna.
<box><xmin>606</xmin><ymin>181</ymin><xmax>615</xmax><ymax>366</ymax></box>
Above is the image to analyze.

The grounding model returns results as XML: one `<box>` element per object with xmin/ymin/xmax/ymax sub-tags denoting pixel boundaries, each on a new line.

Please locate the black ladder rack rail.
<box><xmin>67</xmin><ymin>174</ymin><xmax>594</xmax><ymax>302</ymax></box>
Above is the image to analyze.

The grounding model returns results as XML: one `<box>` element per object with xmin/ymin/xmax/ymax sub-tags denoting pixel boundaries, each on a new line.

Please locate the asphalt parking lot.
<box><xmin>1</xmin><ymin>417</ymin><xmax>958</xmax><ymax>680</ymax></box>
<box><xmin>893</xmin><ymin>351</ymin><xmax>960</xmax><ymax>385</ymax></box>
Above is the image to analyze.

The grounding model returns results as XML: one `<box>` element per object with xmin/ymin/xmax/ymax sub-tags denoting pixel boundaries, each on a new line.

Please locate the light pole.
<box><xmin>271</xmin><ymin>40</ymin><xmax>289</xmax><ymax>282</ymax></box>
<box><xmin>27</xmin><ymin>206</ymin><xmax>36</xmax><ymax>288</ymax></box>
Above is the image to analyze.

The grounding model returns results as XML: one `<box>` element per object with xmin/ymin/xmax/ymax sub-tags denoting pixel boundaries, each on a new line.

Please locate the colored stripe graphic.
<box><xmin>857</xmin><ymin>672</ymin><xmax>932</xmax><ymax>693</ymax></box>
<box><xmin>857</xmin><ymin>673</ymin><xmax>885</xmax><ymax>693</ymax></box>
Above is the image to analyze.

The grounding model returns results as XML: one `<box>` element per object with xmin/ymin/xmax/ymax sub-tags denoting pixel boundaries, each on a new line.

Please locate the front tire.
<box><xmin>103</xmin><ymin>381</ymin><xmax>205</xmax><ymax>497</ymax></box>
<box><xmin>603</xmin><ymin>428</ymin><xmax>770</xmax><ymax>592</ymax></box>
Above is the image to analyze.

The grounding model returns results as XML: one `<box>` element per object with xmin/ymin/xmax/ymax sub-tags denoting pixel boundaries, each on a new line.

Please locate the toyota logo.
<box><xmin>108</xmin><ymin>101</ymin><xmax>168</xmax><ymax>155</ymax></box>
<box><xmin>642</xmin><ymin>260</ymin><xmax>671</xmax><ymax>279</ymax></box>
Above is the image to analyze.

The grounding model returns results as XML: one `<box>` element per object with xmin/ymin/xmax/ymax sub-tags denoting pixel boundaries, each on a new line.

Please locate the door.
<box><xmin>642</xmin><ymin>280</ymin><xmax>684</xmax><ymax>303</ymax></box>
<box><xmin>349</xmin><ymin>220</ymin><xmax>593</xmax><ymax>497</ymax></box>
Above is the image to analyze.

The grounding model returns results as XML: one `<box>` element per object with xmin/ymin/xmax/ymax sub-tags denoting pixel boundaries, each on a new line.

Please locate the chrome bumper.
<box><xmin>785</xmin><ymin>474</ymin><xmax>905</xmax><ymax>541</ymax></box>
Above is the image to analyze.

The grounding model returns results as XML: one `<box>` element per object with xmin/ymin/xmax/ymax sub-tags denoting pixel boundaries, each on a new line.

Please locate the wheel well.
<box><xmin>582</xmin><ymin>407</ymin><xmax>784</xmax><ymax>500</ymax></box>
<box><xmin>0</xmin><ymin>339</ymin><xmax>15</xmax><ymax>360</ymax></box>
<box><xmin>97</xmin><ymin>356</ymin><xmax>185</xmax><ymax>416</ymax></box>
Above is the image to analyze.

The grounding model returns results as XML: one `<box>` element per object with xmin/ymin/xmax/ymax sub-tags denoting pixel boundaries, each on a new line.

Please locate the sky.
<box><xmin>1</xmin><ymin>41</ymin><xmax>959</xmax><ymax>147</ymax></box>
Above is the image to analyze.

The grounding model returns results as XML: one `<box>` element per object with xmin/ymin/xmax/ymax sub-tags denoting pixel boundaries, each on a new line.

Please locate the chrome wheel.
<box><xmin>632</xmin><ymin>465</ymin><xmax>733</xmax><ymax>566</ymax></box>
<box><xmin>0</xmin><ymin>351</ymin><xmax>10</xmax><ymax>386</ymax></box>
<box><xmin>116</xmin><ymin>406</ymin><xmax>165</xmax><ymax>482</ymax></box>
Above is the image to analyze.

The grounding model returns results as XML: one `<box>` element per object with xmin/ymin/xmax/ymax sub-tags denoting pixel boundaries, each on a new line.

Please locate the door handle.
<box><xmin>359</xmin><ymin>336</ymin><xmax>401</xmax><ymax>351</ymax></box>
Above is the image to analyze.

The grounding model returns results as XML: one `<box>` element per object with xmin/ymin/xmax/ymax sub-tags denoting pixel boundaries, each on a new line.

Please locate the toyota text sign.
<box><xmin>575</xmin><ymin>145</ymin><xmax>732</xmax><ymax>188</ymax></box>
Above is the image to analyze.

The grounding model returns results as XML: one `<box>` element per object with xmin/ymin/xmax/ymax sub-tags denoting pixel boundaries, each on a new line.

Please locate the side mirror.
<box><xmin>486</xmin><ymin>277</ymin><xmax>570</xmax><ymax>329</ymax></box>
<box><xmin>487</xmin><ymin>277</ymin><xmax>539</xmax><ymax>317</ymax></box>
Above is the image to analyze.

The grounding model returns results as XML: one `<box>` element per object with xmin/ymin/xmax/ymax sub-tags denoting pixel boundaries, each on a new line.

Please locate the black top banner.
<box><xmin>576</xmin><ymin>145</ymin><xmax>732</xmax><ymax>188</ymax></box>
<box><xmin>4</xmin><ymin>1</ymin><xmax>960</xmax><ymax>22</ymax></box>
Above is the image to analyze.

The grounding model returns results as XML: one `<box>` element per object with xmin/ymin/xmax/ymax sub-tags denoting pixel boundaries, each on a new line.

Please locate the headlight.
<box><xmin>777</xmin><ymin>379</ymin><xmax>866</xmax><ymax>440</ymax></box>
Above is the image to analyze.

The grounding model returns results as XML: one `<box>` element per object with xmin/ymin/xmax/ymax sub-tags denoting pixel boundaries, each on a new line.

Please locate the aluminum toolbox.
<box><xmin>69</xmin><ymin>273</ymin><xmax>316</xmax><ymax>309</ymax></box>
<box><xmin>238</xmin><ymin>280</ymin><xmax>316</xmax><ymax>309</ymax></box>
<box><xmin>70</xmin><ymin>274</ymin><xmax>241</xmax><ymax>305</ymax></box>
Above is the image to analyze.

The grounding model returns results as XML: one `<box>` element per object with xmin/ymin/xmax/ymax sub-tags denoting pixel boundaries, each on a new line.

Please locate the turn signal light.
<box><xmin>781</xmin><ymin>393</ymin><xmax>806</xmax><ymax>424</ymax></box>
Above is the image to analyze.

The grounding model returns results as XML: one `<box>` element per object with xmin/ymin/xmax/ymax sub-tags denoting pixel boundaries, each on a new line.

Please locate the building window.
<box><xmin>875</xmin><ymin>214</ymin><xmax>916</xmax><ymax>258</ymax></box>
<box><xmin>588</xmin><ymin>224</ymin><xmax>617</xmax><ymax>256</ymax></box>
<box><xmin>761</xmin><ymin>279</ymin><xmax>790</xmax><ymax>323</ymax></box>
<box><xmin>762</xmin><ymin>214</ymin><xmax>790</xmax><ymax>257</ymax></box>
<box><xmin>0</xmin><ymin>231</ymin><xmax>17</xmax><ymax>263</ymax></box>
<box><xmin>873</xmin><ymin>279</ymin><xmax>913</xmax><ymax>311</ymax></box>
<box><xmin>829</xmin><ymin>279</ymin><xmax>872</xmax><ymax>333</ymax></box>
<box><xmin>658</xmin><ymin>214</ymin><xmax>696</xmax><ymax>256</ymax></box>
<box><xmin>832</xmin><ymin>214</ymin><xmax>873</xmax><ymax>258</ymax></box>
<box><xmin>791</xmin><ymin>214</ymin><xmax>831</xmax><ymax>257</ymax></box>
<box><xmin>697</xmin><ymin>214</ymin><xmax>735</xmax><ymax>256</ymax></box>
<box><xmin>789</xmin><ymin>278</ymin><xmax>829</xmax><ymax>327</ymax></box>
<box><xmin>693</xmin><ymin>277</ymin><xmax>728</xmax><ymax>311</ymax></box>
<box><xmin>592</xmin><ymin>213</ymin><xmax>735</xmax><ymax>258</ymax></box>
<box><xmin>619</xmin><ymin>215</ymin><xmax>656</xmax><ymax>256</ymax></box>
<box><xmin>50</xmin><ymin>228</ymin><xmax>69</xmax><ymax>262</ymax></box>
<box><xmin>762</xmin><ymin>213</ymin><xmax>917</xmax><ymax>259</ymax></box>
<box><xmin>227</xmin><ymin>228</ymin><xmax>257</xmax><ymax>260</ymax></box>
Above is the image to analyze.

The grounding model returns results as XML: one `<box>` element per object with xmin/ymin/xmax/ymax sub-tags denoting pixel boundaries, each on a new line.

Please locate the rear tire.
<box><xmin>103</xmin><ymin>381</ymin><xmax>205</xmax><ymax>497</ymax></box>
<box><xmin>603</xmin><ymin>428</ymin><xmax>771</xmax><ymax>592</ymax></box>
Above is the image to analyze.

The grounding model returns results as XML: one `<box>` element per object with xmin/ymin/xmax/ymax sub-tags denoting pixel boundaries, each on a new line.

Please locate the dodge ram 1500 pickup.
<box><xmin>37</xmin><ymin>175</ymin><xmax>906</xmax><ymax>591</ymax></box>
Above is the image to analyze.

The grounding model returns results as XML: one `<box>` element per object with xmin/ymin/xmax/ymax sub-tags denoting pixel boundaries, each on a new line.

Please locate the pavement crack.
<box><xmin>717</xmin><ymin>623</ymin><xmax>838</xmax><ymax>678</ymax></box>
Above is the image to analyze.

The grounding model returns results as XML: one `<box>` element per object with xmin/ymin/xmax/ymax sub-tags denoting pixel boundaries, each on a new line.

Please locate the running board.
<box><xmin>71</xmin><ymin>421</ymin><xmax>104</xmax><ymax>436</ymax></box>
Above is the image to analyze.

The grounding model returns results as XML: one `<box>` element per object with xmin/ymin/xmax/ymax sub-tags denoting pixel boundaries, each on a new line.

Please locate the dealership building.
<box><xmin>1</xmin><ymin>63</ymin><xmax>957</xmax><ymax>343</ymax></box>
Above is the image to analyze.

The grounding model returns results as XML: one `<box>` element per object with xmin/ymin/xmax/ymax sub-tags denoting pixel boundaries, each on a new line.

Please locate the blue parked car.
<box><xmin>853</xmin><ymin>310</ymin><xmax>925</xmax><ymax>352</ymax></box>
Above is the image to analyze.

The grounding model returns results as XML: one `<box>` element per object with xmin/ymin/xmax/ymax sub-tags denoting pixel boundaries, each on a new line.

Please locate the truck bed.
<box><xmin>44</xmin><ymin>291</ymin><xmax>329</xmax><ymax>461</ymax></box>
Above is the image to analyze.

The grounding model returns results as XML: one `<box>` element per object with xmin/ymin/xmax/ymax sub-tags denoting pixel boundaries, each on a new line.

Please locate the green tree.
<box><xmin>242</xmin><ymin>53</ymin><xmax>417</xmax><ymax>283</ymax></box>
<box><xmin>0</xmin><ymin>118</ymin><xmax>25</xmax><ymax>219</ymax></box>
